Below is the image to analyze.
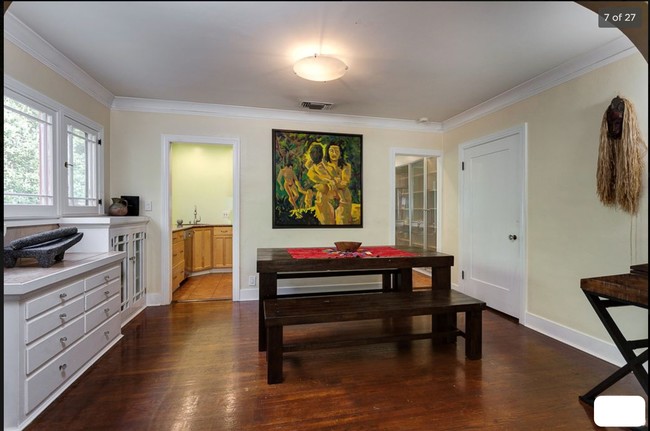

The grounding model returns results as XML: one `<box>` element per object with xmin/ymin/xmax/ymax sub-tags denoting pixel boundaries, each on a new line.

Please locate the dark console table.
<box><xmin>579</xmin><ymin>263</ymin><xmax>648</xmax><ymax>405</ymax></box>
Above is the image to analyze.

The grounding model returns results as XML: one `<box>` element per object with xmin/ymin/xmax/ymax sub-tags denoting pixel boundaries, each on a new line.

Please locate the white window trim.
<box><xmin>4</xmin><ymin>75</ymin><xmax>105</xmax><ymax>221</ymax></box>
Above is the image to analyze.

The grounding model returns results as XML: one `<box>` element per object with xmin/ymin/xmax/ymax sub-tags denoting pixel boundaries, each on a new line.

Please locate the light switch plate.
<box><xmin>248</xmin><ymin>275</ymin><xmax>256</xmax><ymax>286</ymax></box>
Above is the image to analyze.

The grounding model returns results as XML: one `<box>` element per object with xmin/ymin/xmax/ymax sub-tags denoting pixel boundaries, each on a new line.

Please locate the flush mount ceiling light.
<box><xmin>293</xmin><ymin>54</ymin><xmax>348</xmax><ymax>82</ymax></box>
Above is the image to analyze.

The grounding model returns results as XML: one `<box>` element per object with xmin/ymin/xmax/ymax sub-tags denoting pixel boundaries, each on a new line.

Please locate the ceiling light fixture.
<box><xmin>293</xmin><ymin>54</ymin><xmax>348</xmax><ymax>82</ymax></box>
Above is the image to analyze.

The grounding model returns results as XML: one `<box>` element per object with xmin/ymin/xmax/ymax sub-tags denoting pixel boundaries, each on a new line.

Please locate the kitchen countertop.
<box><xmin>172</xmin><ymin>224</ymin><xmax>232</xmax><ymax>233</ymax></box>
<box><xmin>4</xmin><ymin>251</ymin><xmax>125</xmax><ymax>296</ymax></box>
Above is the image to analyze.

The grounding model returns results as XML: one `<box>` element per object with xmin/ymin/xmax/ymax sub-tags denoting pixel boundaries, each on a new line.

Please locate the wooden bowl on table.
<box><xmin>334</xmin><ymin>241</ymin><xmax>362</xmax><ymax>252</ymax></box>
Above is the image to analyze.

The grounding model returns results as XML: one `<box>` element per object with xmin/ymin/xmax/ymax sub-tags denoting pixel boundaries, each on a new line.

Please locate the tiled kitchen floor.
<box><xmin>172</xmin><ymin>273</ymin><xmax>233</xmax><ymax>302</ymax></box>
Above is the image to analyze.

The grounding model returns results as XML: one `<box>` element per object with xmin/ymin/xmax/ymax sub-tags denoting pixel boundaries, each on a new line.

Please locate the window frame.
<box><xmin>4</xmin><ymin>76</ymin><xmax>104</xmax><ymax>220</ymax></box>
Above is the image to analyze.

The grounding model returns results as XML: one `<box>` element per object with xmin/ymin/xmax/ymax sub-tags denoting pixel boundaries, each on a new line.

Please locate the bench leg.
<box><xmin>267</xmin><ymin>326</ymin><xmax>283</xmax><ymax>384</ymax></box>
<box><xmin>431</xmin><ymin>313</ymin><xmax>457</xmax><ymax>344</ymax></box>
<box><xmin>465</xmin><ymin>309</ymin><xmax>482</xmax><ymax>360</ymax></box>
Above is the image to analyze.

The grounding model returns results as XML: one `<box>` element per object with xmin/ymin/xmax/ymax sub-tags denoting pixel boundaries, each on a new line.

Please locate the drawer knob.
<box><xmin>104</xmin><ymin>308</ymin><xmax>110</xmax><ymax>313</ymax></box>
<box><xmin>59</xmin><ymin>363</ymin><xmax>67</xmax><ymax>371</ymax></box>
<box><xmin>59</xmin><ymin>293</ymin><xmax>67</xmax><ymax>299</ymax></box>
<box><xmin>104</xmin><ymin>331</ymin><xmax>110</xmax><ymax>337</ymax></box>
<box><xmin>104</xmin><ymin>290</ymin><xmax>110</xmax><ymax>295</ymax></box>
<box><xmin>60</xmin><ymin>336</ymin><xmax>68</xmax><ymax>342</ymax></box>
<box><xmin>104</xmin><ymin>275</ymin><xmax>110</xmax><ymax>282</ymax></box>
<box><xmin>59</xmin><ymin>313</ymin><xmax>67</xmax><ymax>319</ymax></box>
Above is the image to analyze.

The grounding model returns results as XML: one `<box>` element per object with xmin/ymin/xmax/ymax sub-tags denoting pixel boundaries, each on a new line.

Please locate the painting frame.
<box><xmin>272</xmin><ymin>129</ymin><xmax>363</xmax><ymax>228</ymax></box>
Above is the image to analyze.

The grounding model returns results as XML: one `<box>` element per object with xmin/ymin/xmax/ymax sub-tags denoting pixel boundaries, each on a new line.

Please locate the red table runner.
<box><xmin>287</xmin><ymin>246</ymin><xmax>416</xmax><ymax>259</ymax></box>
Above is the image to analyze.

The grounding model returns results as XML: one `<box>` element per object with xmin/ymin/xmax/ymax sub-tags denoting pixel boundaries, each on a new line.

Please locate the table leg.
<box><xmin>258</xmin><ymin>272</ymin><xmax>277</xmax><ymax>352</ymax></box>
<box><xmin>382</xmin><ymin>272</ymin><xmax>392</xmax><ymax>292</ymax></box>
<box><xmin>395</xmin><ymin>268</ymin><xmax>413</xmax><ymax>292</ymax></box>
<box><xmin>580</xmin><ymin>292</ymin><xmax>649</xmax><ymax>401</ymax></box>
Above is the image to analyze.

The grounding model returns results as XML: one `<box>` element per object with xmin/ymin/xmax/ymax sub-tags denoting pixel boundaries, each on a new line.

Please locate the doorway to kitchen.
<box><xmin>161</xmin><ymin>134</ymin><xmax>240</xmax><ymax>305</ymax></box>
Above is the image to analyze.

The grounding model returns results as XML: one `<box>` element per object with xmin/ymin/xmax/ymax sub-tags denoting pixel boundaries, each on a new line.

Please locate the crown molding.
<box><xmin>3</xmin><ymin>12</ymin><xmax>114</xmax><ymax>108</ymax></box>
<box><xmin>442</xmin><ymin>36</ymin><xmax>637</xmax><ymax>131</ymax></box>
<box><xmin>5</xmin><ymin>10</ymin><xmax>636</xmax><ymax>133</ymax></box>
<box><xmin>111</xmin><ymin>97</ymin><xmax>443</xmax><ymax>132</ymax></box>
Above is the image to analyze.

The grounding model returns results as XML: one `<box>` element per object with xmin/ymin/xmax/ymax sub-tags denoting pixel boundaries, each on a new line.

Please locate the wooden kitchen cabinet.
<box><xmin>171</xmin><ymin>230</ymin><xmax>186</xmax><ymax>291</ymax></box>
<box><xmin>212</xmin><ymin>226</ymin><xmax>233</xmax><ymax>268</ymax></box>
<box><xmin>190</xmin><ymin>227</ymin><xmax>213</xmax><ymax>272</ymax></box>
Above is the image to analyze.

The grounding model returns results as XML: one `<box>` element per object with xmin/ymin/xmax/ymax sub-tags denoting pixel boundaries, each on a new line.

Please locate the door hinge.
<box><xmin>98</xmin><ymin>139</ymin><xmax>102</xmax><ymax>146</ymax></box>
<box><xmin>461</xmin><ymin>162</ymin><xmax>465</xmax><ymax>171</ymax></box>
<box><xmin>98</xmin><ymin>199</ymin><xmax>103</xmax><ymax>205</ymax></box>
<box><xmin>461</xmin><ymin>270</ymin><xmax>465</xmax><ymax>279</ymax></box>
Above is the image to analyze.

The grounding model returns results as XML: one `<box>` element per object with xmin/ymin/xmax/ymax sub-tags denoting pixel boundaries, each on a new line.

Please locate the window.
<box><xmin>64</xmin><ymin>117</ymin><xmax>99</xmax><ymax>209</ymax></box>
<box><xmin>3</xmin><ymin>78</ymin><xmax>103</xmax><ymax>219</ymax></box>
<box><xmin>3</xmin><ymin>91</ymin><xmax>55</xmax><ymax>216</ymax></box>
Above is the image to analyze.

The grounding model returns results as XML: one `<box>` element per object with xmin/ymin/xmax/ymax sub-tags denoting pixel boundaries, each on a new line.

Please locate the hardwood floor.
<box><xmin>25</xmin><ymin>283</ymin><xmax>647</xmax><ymax>430</ymax></box>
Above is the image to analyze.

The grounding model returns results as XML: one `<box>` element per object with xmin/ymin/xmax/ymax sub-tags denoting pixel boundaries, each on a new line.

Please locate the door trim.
<box><xmin>161</xmin><ymin>134</ymin><xmax>241</xmax><ymax>303</ymax></box>
<box><xmin>458</xmin><ymin>124</ymin><xmax>528</xmax><ymax>323</ymax></box>
<box><xmin>389</xmin><ymin>147</ymin><xmax>442</xmax><ymax>248</ymax></box>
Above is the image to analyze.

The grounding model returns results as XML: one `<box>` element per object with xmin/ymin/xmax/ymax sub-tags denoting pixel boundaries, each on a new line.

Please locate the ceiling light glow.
<box><xmin>293</xmin><ymin>54</ymin><xmax>348</xmax><ymax>82</ymax></box>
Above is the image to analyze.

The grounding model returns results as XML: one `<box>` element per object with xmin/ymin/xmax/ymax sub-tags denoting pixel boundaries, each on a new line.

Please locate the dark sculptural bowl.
<box><xmin>334</xmin><ymin>241</ymin><xmax>362</xmax><ymax>252</ymax></box>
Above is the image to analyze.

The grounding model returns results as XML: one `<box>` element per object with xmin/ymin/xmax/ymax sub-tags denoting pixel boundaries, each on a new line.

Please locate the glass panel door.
<box><xmin>410</xmin><ymin>159</ymin><xmax>424</xmax><ymax>248</ymax></box>
<box><xmin>395</xmin><ymin>164</ymin><xmax>410</xmax><ymax>246</ymax></box>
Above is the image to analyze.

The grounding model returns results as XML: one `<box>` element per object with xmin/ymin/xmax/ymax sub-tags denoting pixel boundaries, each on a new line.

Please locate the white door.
<box><xmin>460</xmin><ymin>125</ymin><xmax>525</xmax><ymax>319</ymax></box>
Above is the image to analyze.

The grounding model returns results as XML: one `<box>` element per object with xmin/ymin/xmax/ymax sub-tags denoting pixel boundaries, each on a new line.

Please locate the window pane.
<box><xmin>3</xmin><ymin>96</ymin><xmax>54</xmax><ymax>206</ymax></box>
<box><xmin>66</xmin><ymin>122</ymin><xmax>98</xmax><ymax>207</ymax></box>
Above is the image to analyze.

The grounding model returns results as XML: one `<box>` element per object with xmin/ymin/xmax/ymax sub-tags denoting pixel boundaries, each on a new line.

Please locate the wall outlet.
<box><xmin>145</xmin><ymin>201</ymin><xmax>153</xmax><ymax>211</ymax></box>
<box><xmin>222</xmin><ymin>210</ymin><xmax>229</xmax><ymax>219</ymax></box>
<box><xmin>248</xmin><ymin>275</ymin><xmax>257</xmax><ymax>286</ymax></box>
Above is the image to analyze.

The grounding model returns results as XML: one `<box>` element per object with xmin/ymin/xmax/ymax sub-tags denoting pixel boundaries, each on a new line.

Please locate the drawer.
<box><xmin>213</xmin><ymin>226</ymin><xmax>232</xmax><ymax>236</ymax></box>
<box><xmin>172</xmin><ymin>240</ymin><xmax>184</xmax><ymax>258</ymax></box>
<box><xmin>25</xmin><ymin>313</ymin><xmax>120</xmax><ymax>414</ymax></box>
<box><xmin>84</xmin><ymin>265</ymin><xmax>121</xmax><ymax>292</ymax></box>
<box><xmin>85</xmin><ymin>278</ymin><xmax>120</xmax><ymax>311</ymax></box>
<box><xmin>26</xmin><ymin>296</ymin><xmax>85</xmax><ymax>344</ymax></box>
<box><xmin>85</xmin><ymin>294</ymin><xmax>120</xmax><ymax>333</ymax></box>
<box><xmin>172</xmin><ymin>231</ymin><xmax>184</xmax><ymax>242</ymax></box>
<box><xmin>25</xmin><ymin>280</ymin><xmax>84</xmax><ymax>320</ymax></box>
<box><xmin>26</xmin><ymin>316</ymin><xmax>84</xmax><ymax>374</ymax></box>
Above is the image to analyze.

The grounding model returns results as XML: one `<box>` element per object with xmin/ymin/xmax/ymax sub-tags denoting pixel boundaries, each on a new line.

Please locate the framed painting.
<box><xmin>272</xmin><ymin>129</ymin><xmax>363</xmax><ymax>228</ymax></box>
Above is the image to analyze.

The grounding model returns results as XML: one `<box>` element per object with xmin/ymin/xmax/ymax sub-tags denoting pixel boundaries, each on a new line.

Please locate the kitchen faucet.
<box><xmin>190</xmin><ymin>205</ymin><xmax>201</xmax><ymax>224</ymax></box>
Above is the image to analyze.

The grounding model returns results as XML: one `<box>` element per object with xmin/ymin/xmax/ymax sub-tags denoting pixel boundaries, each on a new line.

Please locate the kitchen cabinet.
<box><xmin>171</xmin><ymin>230</ymin><xmax>186</xmax><ymax>291</ymax></box>
<box><xmin>189</xmin><ymin>227</ymin><xmax>213</xmax><ymax>272</ymax></box>
<box><xmin>4</xmin><ymin>252</ymin><xmax>124</xmax><ymax>430</ymax></box>
<box><xmin>395</xmin><ymin>157</ymin><xmax>439</xmax><ymax>251</ymax></box>
<box><xmin>212</xmin><ymin>226</ymin><xmax>233</xmax><ymax>268</ymax></box>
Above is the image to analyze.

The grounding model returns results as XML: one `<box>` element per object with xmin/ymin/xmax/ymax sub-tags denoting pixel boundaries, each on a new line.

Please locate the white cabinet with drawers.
<box><xmin>4</xmin><ymin>251</ymin><xmax>125</xmax><ymax>431</ymax></box>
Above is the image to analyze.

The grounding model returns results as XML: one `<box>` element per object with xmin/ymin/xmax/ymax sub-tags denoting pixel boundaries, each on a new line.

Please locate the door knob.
<box><xmin>509</xmin><ymin>234</ymin><xmax>517</xmax><ymax>240</ymax></box>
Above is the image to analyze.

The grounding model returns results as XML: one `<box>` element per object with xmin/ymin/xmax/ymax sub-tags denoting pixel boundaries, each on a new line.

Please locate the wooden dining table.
<box><xmin>256</xmin><ymin>245</ymin><xmax>454</xmax><ymax>351</ymax></box>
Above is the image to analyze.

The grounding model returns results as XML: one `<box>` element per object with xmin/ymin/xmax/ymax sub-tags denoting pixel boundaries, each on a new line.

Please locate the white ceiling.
<box><xmin>4</xmin><ymin>2</ymin><xmax>634</xmax><ymax>127</ymax></box>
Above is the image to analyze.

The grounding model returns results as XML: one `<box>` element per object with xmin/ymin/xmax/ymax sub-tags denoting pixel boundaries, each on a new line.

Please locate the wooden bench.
<box><xmin>263</xmin><ymin>289</ymin><xmax>486</xmax><ymax>384</ymax></box>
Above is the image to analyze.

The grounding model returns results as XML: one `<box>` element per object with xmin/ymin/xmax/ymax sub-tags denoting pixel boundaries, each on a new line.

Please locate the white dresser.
<box><xmin>4</xmin><ymin>252</ymin><xmax>125</xmax><ymax>431</ymax></box>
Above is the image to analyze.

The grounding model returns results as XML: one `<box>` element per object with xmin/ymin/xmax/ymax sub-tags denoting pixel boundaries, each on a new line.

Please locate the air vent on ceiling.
<box><xmin>300</xmin><ymin>101</ymin><xmax>334</xmax><ymax>111</ymax></box>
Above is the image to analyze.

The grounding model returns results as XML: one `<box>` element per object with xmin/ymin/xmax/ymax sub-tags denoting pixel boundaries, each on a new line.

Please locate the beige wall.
<box><xmin>442</xmin><ymin>53</ymin><xmax>648</xmax><ymax>343</ymax></box>
<box><xmin>171</xmin><ymin>143</ymin><xmax>234</xmax><ymax>225</ymax></box>
<box><xmin>109</xmin><ymin>111</ymin><xmax>441</xmax><ymax>301</ymax></box>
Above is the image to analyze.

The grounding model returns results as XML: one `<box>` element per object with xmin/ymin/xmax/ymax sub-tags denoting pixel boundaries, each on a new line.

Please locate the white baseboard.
<box><xmin>524</xmin><ymin>311</ymin><xmax>627</xmax><ymax>367</ymax></box>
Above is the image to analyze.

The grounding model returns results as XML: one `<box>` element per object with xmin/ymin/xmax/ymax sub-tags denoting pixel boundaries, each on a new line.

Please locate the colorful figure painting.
<box><xmin>272</xmin><ymin>129</ymin><xmax>363</xmax><ymax>228</ymax></box>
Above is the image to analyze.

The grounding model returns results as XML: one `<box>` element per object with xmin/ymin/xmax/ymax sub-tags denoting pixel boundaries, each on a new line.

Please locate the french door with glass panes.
<box><xmin>395</xmin><ymin>157</ymin><xmax>438</xmax><ymax>251</ymax></box>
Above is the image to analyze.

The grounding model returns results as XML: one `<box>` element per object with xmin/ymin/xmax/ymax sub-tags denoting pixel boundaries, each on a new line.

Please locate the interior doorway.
<box><xmin>161</xmin><ymin>134</ymin><xmax>241</xmax><ymax>305</ymax></box>
<box><xmin>390</xmin><ymin>147</ymin><xmax>442</xmax><ymax>275</ymax></box>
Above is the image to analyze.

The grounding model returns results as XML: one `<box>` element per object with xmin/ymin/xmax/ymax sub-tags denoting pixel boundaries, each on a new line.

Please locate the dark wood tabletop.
<box><xmin>257</xmin><ymin>245</ymin><xmax>454</xmax><ymax>273</ymax></box>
